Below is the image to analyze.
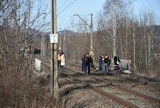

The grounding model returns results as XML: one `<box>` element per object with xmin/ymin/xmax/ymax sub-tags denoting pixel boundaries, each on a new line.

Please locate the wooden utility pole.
<box><xmin>50</xmin><ymin>0</ymin><xmax>59</xmax><ymax>102</ymax></box>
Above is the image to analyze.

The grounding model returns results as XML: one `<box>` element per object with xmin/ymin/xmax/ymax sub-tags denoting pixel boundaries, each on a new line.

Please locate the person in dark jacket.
<box><xmin>81</xmin><ymin>54</ymin><xmax>86</xmax><ymax>72</ymax></box>
<box><xmin>103</xmin><ymin>54</ymin><xmax>110</xmax><ymax>74</ymax></box>
<box><xmin>84</xmin><ymin>53</ymin><xmax>93</xmax><ymax>75</ymax></box>
<box><xmin>98</xmin><ymin>54</ymin><xmax>103</xmax><ymax>71</ymax></box>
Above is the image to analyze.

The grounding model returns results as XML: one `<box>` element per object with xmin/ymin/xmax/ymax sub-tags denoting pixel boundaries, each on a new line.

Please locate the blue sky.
<box><xmin>56</xmin><ymin>0</ymin><xmax>106</xmax><ymax>30</ymax></box>
<box><xmin>133</xmin><ymin>0</ymin><xmax>160</xmax><ymax>22</ymax></box>
<box><xmin>39</xmin><ymin>0</ymin><xmax>160</xmax><ymax>31</ymax></box>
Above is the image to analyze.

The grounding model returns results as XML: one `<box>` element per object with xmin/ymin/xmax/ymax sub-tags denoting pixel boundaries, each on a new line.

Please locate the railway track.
<box><xmin>63</xmin><ymin>67</ymin><xmax>160</xmax><ymax>108</ymax></box>
<box><xmin>67</xmin><ymin>62</ymin><xmax>160</xmax><ymax>92</ymax></box>
<box><xmin>33</xmin><ymin>58</ymin><xmax>160</xmax><ymax>107</ymax></box>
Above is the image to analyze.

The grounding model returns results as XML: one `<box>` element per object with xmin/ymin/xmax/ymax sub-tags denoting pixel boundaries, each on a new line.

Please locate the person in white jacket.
<box><xmin>60</xmin><ymin>51</ymin><xmax>65</xmax><ymax>69</ymax></box>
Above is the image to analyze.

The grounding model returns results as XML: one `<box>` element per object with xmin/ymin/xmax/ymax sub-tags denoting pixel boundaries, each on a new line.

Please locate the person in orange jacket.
<box><xmin>57</xmin><ymin>53</ymin><xmax>61</xmax><ymax>68</ymax></box>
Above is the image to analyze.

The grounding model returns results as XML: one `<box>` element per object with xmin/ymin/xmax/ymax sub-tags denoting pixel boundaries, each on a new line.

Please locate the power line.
<box><xmin>58</xmin><ymin>0</ymin><xmax>79</xmax><ymax>16</ymax></box>
<box><xmin>58</xmin><ymin>0</ymin><xmax>137</xmax><ymax>29</ymax></box>
<box><xmin>57</xmin><ymin>0</ymin><xmax>79</xmax><ymax>28</ymax></box>
<box><xmin>57</xmin><ymin>0</ymin><xmax>69</xmax><ymax>11</ymax></box>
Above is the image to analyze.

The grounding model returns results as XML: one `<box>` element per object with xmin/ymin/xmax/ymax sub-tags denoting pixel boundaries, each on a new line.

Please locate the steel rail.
<box><xmin>67</xmin><ymin>62</ymin><xmax>160</xmax><ymax>104</ymax></box>
<box><xmin>63</xmin><ymin>68</ymin><xmax>139</xmax><ymax>108</ymax></box>
<box><xmin>113</xmin><ymin>84</ymin><xmax>160</xmax><ymax>104</ymax></box>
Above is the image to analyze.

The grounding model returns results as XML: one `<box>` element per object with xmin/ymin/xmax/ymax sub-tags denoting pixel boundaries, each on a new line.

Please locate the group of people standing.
<box><xmin>58</xmin><ymin>50</ymin><xmax>123</xmax><ymax>74</ymax></box>
<box><xmin>81</xmin><ymin>52</ymin><xmax>123</xmax><ymax>75</ymax></box>
<box><xmin>57</xmin><ymin>51</ymin><xmax>65</xmax><ymax>69</ymax></box>
<box><xmin>98</xmin><ymin>54</ymin><xmax>122</xmax><ymax>73</ymax></box>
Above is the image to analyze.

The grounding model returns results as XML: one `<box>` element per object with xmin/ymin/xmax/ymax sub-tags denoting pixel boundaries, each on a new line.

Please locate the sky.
<box><xmin>133</xmin><ymin>0</ymin><xmax>160</xmax><ymax>22</ymax></box>
<box><xmin>56</xmin><ymin>0</ymin><xmax>106</xmax><ymax>30</ymax></box>
<box><xmin>39</xmin><ymin>0</ymin><xmax>160</xmax><ymax>31</ymax></box>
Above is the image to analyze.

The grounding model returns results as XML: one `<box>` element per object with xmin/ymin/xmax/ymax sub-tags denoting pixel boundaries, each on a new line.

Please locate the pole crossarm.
<box><xmin>73</xmin><ymin>14</ymin><xmax>91</xmax><ymax>28</ymax></box>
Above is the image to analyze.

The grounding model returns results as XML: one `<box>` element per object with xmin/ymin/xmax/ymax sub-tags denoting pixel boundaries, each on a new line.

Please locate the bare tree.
<box><xmin>97</xmin><ymin>0</ymin><xmax>126</xmax><ymax>57</ymax></box>
<box><xmin>96</xmin><ymin>0</ymin><xmax>159</xmax><ymax>78</ymax></box>
<box><xmin>0</xmin><ymin>0</ymin><xmax>51</xmax><ymax>107</ymax></box>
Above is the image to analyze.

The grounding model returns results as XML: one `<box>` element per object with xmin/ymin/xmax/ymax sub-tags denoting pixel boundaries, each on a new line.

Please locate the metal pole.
<box><xmin>73</xmin><ymin>14</ymin><xmax>94</xmax><ymax>54</ymax></box>
<box><xmin>90</xmin><ymin>13</ymin><xmax>93</xmax><ymax>53</ymax></box>
<box><xmin>113</xmin><ymin>0</ymin><xmax>117</xmax><ymax>57</ymax></box>
<box><xmin>63</xmin><ymin>30</ymin><xmax>66</xmax><ymax>52</ymax></box>
<box><xmin>125</xmin><ymin>0</ymin><xmax>128</xmax><ymax>59</ymax></box>
<box><xmin>50</xmin><ymin>0</ymin><xmax>58</xmax><ymax>101</ymax></box>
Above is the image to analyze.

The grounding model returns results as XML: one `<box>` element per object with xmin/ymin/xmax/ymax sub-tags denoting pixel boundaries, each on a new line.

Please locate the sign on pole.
<box><xmin>50</xmin><ymin>34</ymin><xmax>58</xmax><ymax>43</ymax></box>
<box><xmin>35</xmin><ymin>58</ymin><xmax>41</xmax><ymax>71</ymax></box>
